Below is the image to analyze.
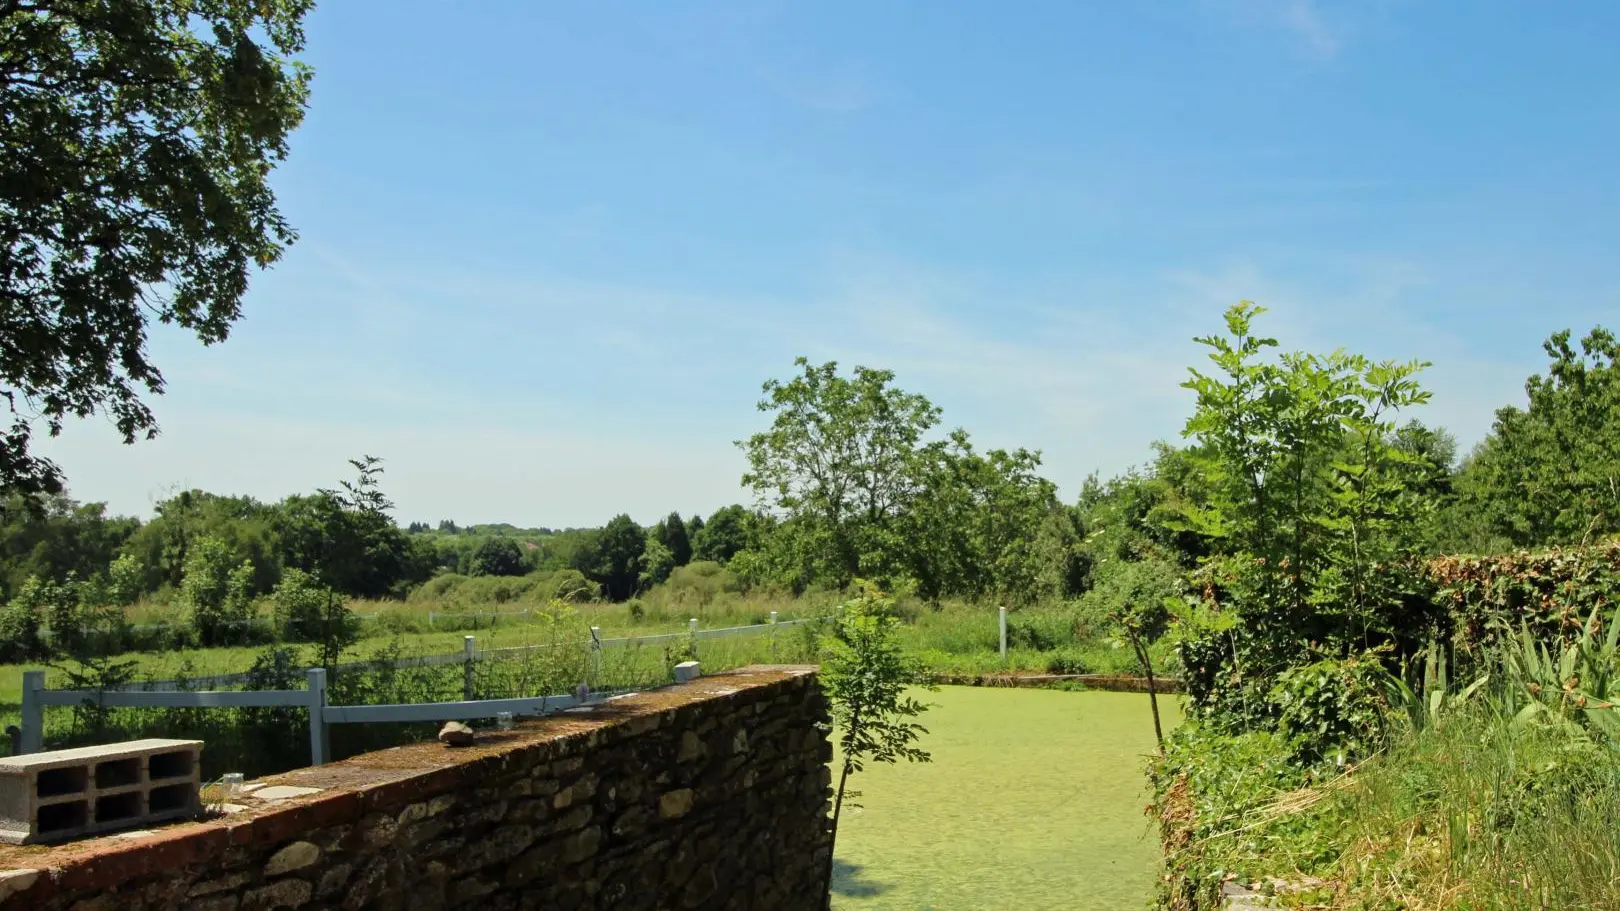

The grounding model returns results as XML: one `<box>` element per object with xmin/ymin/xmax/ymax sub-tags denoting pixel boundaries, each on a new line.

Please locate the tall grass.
<box><xmin>1156</xmin><ymin>610</ymin><xmax>1620</xmax><ymax>910</ymax></box>
<box><xmin>1328</xmin><ymin>704</ymin><xmax>1620</xmax><ymax>910</ymax></box>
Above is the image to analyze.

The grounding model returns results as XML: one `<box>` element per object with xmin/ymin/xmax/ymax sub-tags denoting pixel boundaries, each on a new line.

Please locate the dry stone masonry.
<box><xmin>0</xmin><ymin>665</ymin><xmax>832</xmax><ymax>911</ymax></box>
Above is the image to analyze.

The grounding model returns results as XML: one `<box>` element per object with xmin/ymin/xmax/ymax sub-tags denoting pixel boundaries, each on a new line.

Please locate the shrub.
<box><xmin>535</xmin><ymin>568</ymin><xmax>596</xmax><ymax>604</ymax></box>
<box><xmin>180</xmin><ymin>536</ymin><xmax>256</xmax><ymax>646</ymax></box>
<box><xmin>408</xmin><ymin>573</ymin><xmax>467</xmax><ymax>603</ymax></box>
<box><xmin>1045</xmin><ymin>648</ymin><xmax>1092</xmax><ymax>675</ymax></box>
<box><xmin>1270</xmin><ymin>652</ymin><xmax>1390</xmax><ymax>763</ymax></box>
<box><xmin>272</xmin><ymin>568</ymin><xmax>329</xmax><ymax>641</ymax></box>
<box><xmin>1007</xmin><ymin>608</ymin><xmax>1078</xmax><ymax>651</ymax></box>
<box><xmin>0</xmin><ymin>586</ymin><xmax>45</xmax><ymax>662</ymax></box>
<box><xmin>662</xmin><ymin>561</ymin><xmax>740</xmax><ymax>604</ymax></box>
<box><xmin>1430</xmin><ymin>539</ymin><xmax>1620</xmax><ymax>660</ymax></box>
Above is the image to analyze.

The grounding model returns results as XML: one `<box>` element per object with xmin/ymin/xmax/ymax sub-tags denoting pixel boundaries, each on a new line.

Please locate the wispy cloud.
<box><xmin>1276</xmin><ymin>0</ymin><xmax>1344</xmax><ymax>59</ymax></box>
<box><xmin>37</xmin><ymin>249</ymin><xmax>1539</xmax><ymax>526</ymax></box>
<box><xmin>756</xmin><ymin>58</ymin><xmax>884</xmax><ymax>115</ymax></box>
<box><xmin>1212</xmin><ymin>0</ymin><xmax>1351</xmax><ymax>61</ymax></box>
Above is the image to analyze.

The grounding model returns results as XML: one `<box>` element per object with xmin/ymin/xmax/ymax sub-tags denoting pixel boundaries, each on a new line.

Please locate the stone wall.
<box><xmin>0</xmin><ymin>666</ymin><xmax>832</xmax><ymax>911</ymax></box>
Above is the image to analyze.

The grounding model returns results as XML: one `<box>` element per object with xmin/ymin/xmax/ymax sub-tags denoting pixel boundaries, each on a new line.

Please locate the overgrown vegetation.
<box><xmin>1146</xmin><ymin>304</ymin><xmax>1620</xmax><ymax>910</ymax></box>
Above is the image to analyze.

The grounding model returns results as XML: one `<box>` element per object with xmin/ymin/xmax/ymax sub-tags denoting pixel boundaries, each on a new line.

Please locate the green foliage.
<box><xmin>104</xmin><ymin>554</ymin><xmax>143</xmax><ymax>607</ymax></box>
<box><xmin>740</xmin><ymin>358</ymin><xmax>1075</xmax><ymax>602</ymax></box>
<box><xmin>180</xmin><ymin>536</ymin><xmax>256</xmax><ymax>646</ymax></box>
<box><xmin>1148</xmin><ymin>721</ymin><xmax>1330</xmax><ymax>911</ymax></box>
<box><xmin>0</xmin><ymin>495</ymin><xmax>139</xmax><ymax>600</ymax></box>
<box><xmin>0</xmin><ymin>0</ymin><xmax>314</xmax><ymax>499</ymax></box>
<box><xmin>1175</xmin><ymin>302</ymin><xmax>1439</xmax><ymax>722</ymax></box>
<box><xmin>0</xmin><ymin>576</ymin><xmax>50</xmax><ymax>662</ymax></box>
<box><xmin>1381</xmin><ymin>638</ymin><xmax>1487</xmax><ymax>737</ymax></box>
<box><xmin>468</xmin><ymin>536</ymin><xmax>526</xmax><ymax>577</ymax></box>
<box><xmin>570</xmin><ymin>514</ymin><xmax>645</xmax><ymax>601</ymax></box>
<box><xmin>741</xmin><ymin>358</ymin><xmax>942</xmax><ymax>588</ymax></box>
<box><xmin>120</xmin><ymin>490</ymin><xmax>280</xmax><ymax>594</ymax></box>
<box><xmin>403</xmin><ymin>567</ymin><xmax>598</xmax><ymax>608</ymax></box>
<box><xmin>904</xmin><ymin>432</ymin><xmax>1077</xmax><ymax>604</ymax></box>
<box><xmin>1269</xmin><ymin>653</ymin><xmax>1389</xmax><ymax>763</ymax></box>
<box><xmin>267</xmin><ymin>567</ymin><xmax>355</xmax><ymax>671</ymax></box>
<box><xmin>637</xmin><ymin>537</ymin><xmax>676</xmax><ymax>592</ymax></box>
<box><xmin>279</xmin><ymin>457</ymin><xmax>421</xmax><ymax>599</ymax></box>
<box><xmin>822</xmin><ymin>582</ymin><xmax>934</xmax><ymax>861</ymax></box>
<box><xmin>690</xmin><ymin>504</ymin><xmax>751</xmax><ymax>564</ymax></box>
<box><xmin>653</xmin><ymin>511</ymin><xmax>692</xmax><ymax>567</ymax></box>
<box><xmin>1497</xmin><ymin>603</ymin><xmax>1620</xmax><ymax>741</ymax></box>
<box><xmin>1451</xmin><ymin>325</ymin><xmax>1620</xmax><ymax>549</ymax></box>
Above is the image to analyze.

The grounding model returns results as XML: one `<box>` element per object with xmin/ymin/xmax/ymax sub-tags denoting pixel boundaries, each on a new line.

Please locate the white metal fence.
<box><xmin>16</xmin><ymin>613</ymin><xmax>828</xmax><ymax>767</ymax></box>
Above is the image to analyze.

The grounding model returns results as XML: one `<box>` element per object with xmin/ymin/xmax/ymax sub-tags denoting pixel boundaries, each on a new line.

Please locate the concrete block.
<box><xmin>0</xmin><ymin>739</ymin><xmax>202</xmax><ymax>844</ymax></box>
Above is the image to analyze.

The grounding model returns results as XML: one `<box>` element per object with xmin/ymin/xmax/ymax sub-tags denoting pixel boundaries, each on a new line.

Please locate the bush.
<box><xmin>0</xmin><ymin>590</ymin><xmax>44</xmax><ymax>662</ymax></box>
<box><xmin>272</xmin><ymin>568</ymin><xmax>330</xmax><ymax>641</ymax></box>
<box><xmin>408</xmin><ymin>573</ymin><xmax>467</xmax><ymax>603</ymax></box>
<box><xmin>180</xmin><ymin>537</ymin><xmax>256</xmax><ymax>646</ymax></box>
<box><xmin>533</xmin><ymin>568</ymin><xmax>596</xmax><ymax>604</ymax></box>
<box><xmin>664</xmin><ymin>561</ymin><xmax>740</xmax><ymax>602</ymax></box>
<box><xmin>1007</xmin><ymin>608</ymin><xmax>1079</xmax><ymax>651</ymax></box>
<box><xmin>1044</xmin><ymin>648</ymin><xmax>1092</xmax><ymax>674</ymax></box>
<box><xmin>1270</xmin><ymin>653</ymin><xmax>1390</xmax><ymax>763</ymax></box>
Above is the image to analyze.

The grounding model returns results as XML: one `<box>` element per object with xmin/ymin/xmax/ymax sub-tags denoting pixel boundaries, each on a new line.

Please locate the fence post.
<box><xmin>688</xmin><ymin>618</ymin><xmax>698</xmax><ymax>660</ymax></box>
<box><xmin>769</xmin><ymin>611</ymin><xmax>778</xmax><ymax>661</ymax></box>
<box><xmin>999</xmin><ymin>606</ymin><xmax>1008</xmax><ymax>661</ymax></box>
<box><xmin>463</xmin><ymin>635</ymin><xmax>477</xmax><ymax>700</ymax></box>
<box><xmin>306</xmin><ymin>668</ymin><xmax>329</xmax><ymax>767</ymax></box>
<box><xmin>19</xmin><ymin>670</ymin><xmax>45</xmax><ymax>755</ymax></box>
<box><xmin>589</xmin><ymin>626</ymin><xmax>602</xmax><ymax>689</ymax></box>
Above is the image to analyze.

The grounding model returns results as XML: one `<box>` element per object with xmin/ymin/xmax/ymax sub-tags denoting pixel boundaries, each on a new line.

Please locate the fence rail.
<box><xmin>103</xmin><ymin>613</ymin><xmax>828</xmax><ymax>692</ymax></box>
<box><xmin>17</xmin><ymin>613</ymin><xmax>831</xmax><ymax>766</ymax></box>
<box><xmin>39</xmin><ymin>607</ymin><xmax>547</xmax><ymax>640</ymax></box>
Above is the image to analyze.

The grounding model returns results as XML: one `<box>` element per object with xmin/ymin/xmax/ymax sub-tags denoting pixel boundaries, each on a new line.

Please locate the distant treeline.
<box><xmin>0</xmin><ymin>321</ymin><xmax>1614</xmax><ymax>616</ymax></box>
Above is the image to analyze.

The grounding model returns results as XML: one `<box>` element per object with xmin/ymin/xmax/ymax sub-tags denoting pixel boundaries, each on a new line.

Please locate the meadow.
<box><xmin>832</xmin><ymin>687</ymin><xmax>1181</xmax><ymax>911</ymax></box>
<box><xmin>1</xmin><ymin>588</ymin><xmax>1157</xmax><ymax>778</ymax></box>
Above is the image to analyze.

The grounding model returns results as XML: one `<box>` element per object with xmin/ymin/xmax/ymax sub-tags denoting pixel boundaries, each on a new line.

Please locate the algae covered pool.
<box><xmin>830</xmin><ymin>686</ymin><xmax>1181</xmax><ymax>911</ymax></box>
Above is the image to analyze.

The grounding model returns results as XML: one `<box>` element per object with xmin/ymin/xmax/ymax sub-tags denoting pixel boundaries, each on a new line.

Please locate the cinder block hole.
<box><xmin>95</xmin><ymin>790</ymin><xmax>142</xmax><ymax>824</ymax></box>
<box><xmin>95</xmin><ymin>757</ymin><xmax>141</xmax><ymax>789</ymax></box>
<box><xmin>37</xmin><ymin>800</ymin><xmax>88</xmax><ymax>834</ymax></box>
<box><xmin>148</xmin><ymin>750</ymin><xmax>194</xmax><ymax>781</ymax></box>
<box><xmin>36</xmin><ymin>765</ymin><xmax>88</xmax><ymax>798</ymax></box>
<box><xmin>148</xmin><ymin>783</ymin><xmax>193</xmax><ymax>814</ymax></box>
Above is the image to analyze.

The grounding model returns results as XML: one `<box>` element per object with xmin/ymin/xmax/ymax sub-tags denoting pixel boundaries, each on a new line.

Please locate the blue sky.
<box><xmin>39</xmin><ymin>0</ymin><xmax>1620</xmax><ymax>526</ymax></box>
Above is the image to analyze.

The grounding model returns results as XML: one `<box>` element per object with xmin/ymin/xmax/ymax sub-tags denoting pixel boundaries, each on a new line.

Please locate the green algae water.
<box><xmin>831</xmin><ymin>686</ymin><xmax>1182</xmax><ymax>911</ymax></box>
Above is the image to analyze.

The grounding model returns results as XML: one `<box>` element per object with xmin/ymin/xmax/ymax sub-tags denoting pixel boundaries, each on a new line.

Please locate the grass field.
<box><xmin>831</xmin><ymin>687</ymin><xmax>1181</xmax><ymax>911</ymax></box>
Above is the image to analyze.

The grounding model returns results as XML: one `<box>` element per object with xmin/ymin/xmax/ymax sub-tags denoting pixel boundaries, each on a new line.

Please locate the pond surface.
<box><xmin>831</xmin><ymin>686</ymin><xmax>1182</xmax><ymax>911</ymax></box>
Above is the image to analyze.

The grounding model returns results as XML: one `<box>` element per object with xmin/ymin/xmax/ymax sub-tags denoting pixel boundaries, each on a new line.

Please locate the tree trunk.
<box><xmin>1129</xmin><ymin>628</ymin><xmax>1165</xmax><ymax>752</ymax></box>
<box><xmin>825</xmin><ymin>758</ymin><xmax>854</xmax><ymax>910</ymax></box>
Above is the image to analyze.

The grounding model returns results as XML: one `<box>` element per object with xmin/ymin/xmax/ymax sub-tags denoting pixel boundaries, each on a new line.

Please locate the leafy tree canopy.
<box><xmin>468</xmin><ymin>535</ymin><xmax>525</xmax><ymax>577</ymax></box>
<box><xmin>653</xmin><ymin>511</ymin><xmax>692</xmax><ymax>567</ymax></box>
<box><xmin>570</xmin><ymin>514</ymin><xmax>644</xmax><ymax>601</ymax></box>
<box><xmin>741</xmin><ymin>358</ymin><xmax>941</xmax><ymax>586</ymax></box>
<box><xmin>0</xmin><ymin>0</ymin><xmax>314</xmax><ymax>500</ymax></box>
<box><xmin>1452</xmin><ymin>326</ymin><xmax>1620</xmax><ymax>550</ymax></box>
